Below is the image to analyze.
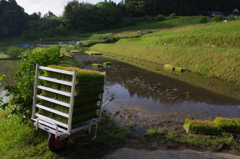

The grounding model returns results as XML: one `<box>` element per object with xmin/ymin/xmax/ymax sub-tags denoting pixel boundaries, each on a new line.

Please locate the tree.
<box><xmin>212</xmin><ymin>15</ymin><xmax>223</xmax><ymax>22</ymax></box>
<box><xmin>0</xmin><ymin>0</ymin><xmax>28</xmax><ymax>37</ymax></box>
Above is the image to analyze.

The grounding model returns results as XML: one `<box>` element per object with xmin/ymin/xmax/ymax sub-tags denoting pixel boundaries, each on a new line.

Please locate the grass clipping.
<box><xmin>38</xmin><ymin>65</ymin><xmax>105</xmax><ymax>127</ymax></box>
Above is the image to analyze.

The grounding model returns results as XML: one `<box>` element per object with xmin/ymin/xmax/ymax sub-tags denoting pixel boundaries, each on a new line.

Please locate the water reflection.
<box><xmin>91</xmin><ymin>57</ymin><xmax>240</xmax><ymax>121</ymax></box>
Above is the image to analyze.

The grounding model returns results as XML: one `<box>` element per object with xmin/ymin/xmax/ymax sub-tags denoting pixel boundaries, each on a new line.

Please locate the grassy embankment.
<box><xmin>90</xmin><ymin>20</ymin><xmax>240</xmax><ymax>84</ymax></box>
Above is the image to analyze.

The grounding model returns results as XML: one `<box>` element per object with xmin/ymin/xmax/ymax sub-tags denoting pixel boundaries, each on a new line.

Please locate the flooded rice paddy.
<box><xmin>74</xmin><ymin>53</ymin><xmax>240</xmax><ymax>135</ymax></box>
<box><xmin>1</xmin><ymin>56</ymin><xmax>240</xmax><ymax>135</ymax></box>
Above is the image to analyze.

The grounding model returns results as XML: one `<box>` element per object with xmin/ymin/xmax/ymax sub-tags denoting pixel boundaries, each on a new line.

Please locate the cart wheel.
<box><xmin>48</xmin><ymin>134</ymin><xmax>68</xmax><ymax>152</ymax></box>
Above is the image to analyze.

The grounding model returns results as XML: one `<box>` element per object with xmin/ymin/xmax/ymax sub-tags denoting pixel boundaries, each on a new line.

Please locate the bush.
<box><xmin>0</xmin><ymin>46</ymin><xmax>61</xmax><ymax>124</ymax></box>
<box><xmin>228</xmin><ymin>14</ymin><xmax>235</xmax><ymax>21</ymax></box>
<box><xmin>168</xmin><ymin>13</ymin><xmax>176</xmax><ymax>19</ymax></box>
<box><xmin>212</xmin><ymin>15</ymin><xmax>223</xmax><ymax>22</ymax></box>
<box><xmin>4</xmin><ymin>47</ymin><xmax>22</xmax><ymax>58</ymax></box>
<box><xmin>154</xmin><ymin>14</ymin><xmax>165</xmax><ymax>21</ymax></box>
<box><xmin>199</xmin><ymin>16</ymin><xmax>208</xmax><ymax>23</ymax></box>
<box><xmin>55</xmin><ymin>24</ymin><xmax>69</xmax><ymax>36</ymax></box>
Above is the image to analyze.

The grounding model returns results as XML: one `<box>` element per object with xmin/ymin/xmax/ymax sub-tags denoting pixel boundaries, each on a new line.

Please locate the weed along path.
<box><xmin>74</xmin><ymin>53</ymin><xmax>240</xmax><ymax>128</ymax></box>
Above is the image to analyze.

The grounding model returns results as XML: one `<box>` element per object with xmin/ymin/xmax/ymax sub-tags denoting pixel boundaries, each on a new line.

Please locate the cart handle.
<box><xmin>102</xmin><ymin>97</ymin><xmax>114</xmax><ymax>107</ymax></box>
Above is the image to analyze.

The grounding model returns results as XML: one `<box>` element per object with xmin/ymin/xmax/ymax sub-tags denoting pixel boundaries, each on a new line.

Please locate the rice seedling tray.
<box><xmin>183</xmin><ymin>119</ymin><xmax>221</xmax><ymax>135</ymax></box>
<box><xmin>31</xmin><ymin>64</ymin><xmax>114</xmax><ymax>152</ymax></box>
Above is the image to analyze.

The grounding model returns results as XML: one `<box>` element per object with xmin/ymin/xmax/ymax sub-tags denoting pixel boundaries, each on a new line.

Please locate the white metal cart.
<box><xmin>31</xmin><ymin>64</ymin><xmax>113</xmax><ymax>152</ymax></box>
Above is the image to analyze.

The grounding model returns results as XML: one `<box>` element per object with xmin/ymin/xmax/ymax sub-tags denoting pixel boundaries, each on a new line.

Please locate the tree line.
<box><xmin>0</xmin><ymin>0</ymin><xmax>239</xmax><ymax>38</ymax></box>
<box><xmin>125</xmin><ymin>0</ymin><xmax>240</xmax><ymax>17</ymax></box>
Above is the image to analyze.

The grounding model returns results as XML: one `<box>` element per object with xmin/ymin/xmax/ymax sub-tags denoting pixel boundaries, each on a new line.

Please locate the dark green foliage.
<box><xmin>0</xmin><ymin>46</ymin><xmax>61</xmax><ymax>124</ymax></box>
<box><xmin>4</xmin><ymin>47</ymin><xmax>22</xmax><ymax>58</ymax></box>
<box><xmin>63</xmin><ymin>1</ymin><xmax>123</xmax><ymax>31</ymax></box>
<box><xmin>228</xmin><ymin>14</ymin><xmax>235</xmax><ymax>21</ymax></box>
<box><xmin>125</xmin><ymin>0</ymin><xmax>240</xmax><ymax>17</ymax></box>
<box><xmin>154</xmin><ymin>14</ymin><xmax>165</xmax><ymax>21</ymax></box>
<box><xmin>199</xmin><ymin>16</ymin><xmax>208</xmax><ymax>23</ymax></box>
<box><xmin>212</xmin><ymin>15</ymin><xmax>223</xmax><ymax>22</ymax></box>
<box><xmin>0</xmin><ymin>0</ymin><xmax>28</xmax><ymax>37</ymax></box>
<box><xmin>168</xmin><ymin>13</ymin><xmax>176</xmax><ymax>19</ymax></box>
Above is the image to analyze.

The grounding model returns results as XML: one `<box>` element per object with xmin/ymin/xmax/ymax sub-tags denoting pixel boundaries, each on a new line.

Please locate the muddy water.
<box><xmin>0</xmin><ymin>60</ymin><xmax>20</xmax><ymax>102</ymax></box>
<box><xmin>74</xmin><ymin>54</ymin><xmax>240</xmax><ymax>135</ymax></box>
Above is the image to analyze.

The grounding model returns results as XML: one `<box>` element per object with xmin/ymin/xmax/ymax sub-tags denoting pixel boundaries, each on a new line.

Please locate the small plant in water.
<box><xmin>146</xmin><ymin>128</ymin><xmax>165</xmax><ymax>139</ymax></box>
<box><xmin>166</xmin><ymin>129</ymin><xmax>177</xmax><ymax>142</ymax></box>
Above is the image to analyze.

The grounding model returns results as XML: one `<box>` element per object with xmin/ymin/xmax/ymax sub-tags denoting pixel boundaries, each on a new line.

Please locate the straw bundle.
<box><xmin>37</xmin><ymin>65</ymin><xmax>105</xmax><ymax>126</ymax></box>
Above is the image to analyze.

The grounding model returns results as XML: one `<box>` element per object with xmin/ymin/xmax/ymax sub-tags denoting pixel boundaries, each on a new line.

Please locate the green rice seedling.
<box><xmin>174</xmin><ymin>67</ymin><xmax>185</xmax><ymax>72</ymax></box>
<box><xmin>54</xmin><ymin>104</ymin><xmax>69</xmax><ymax>113</ymax></box>
<box><xmin>43</xmin><ymin>81</ymin><xmax>60</xmax><ymax>90</ymax></box>
<box><xmin>146</xmin><ymin>128</ymin><xmax>165</xmax><ymax>139</ymax></box>
<box><xmin>92</xmin><ymin>63</ymin><xmax>101</xmax><ymax>68</ymax></box>
<box><xmin>214</xmin><ymin>117</ymin><xmax>238</xmax><ymax>130</ymax></box>
<box><xmin>74</xmin><ymin>94</ymin><xmax>100</xmax><ymax>104</ymax></box>
<box><xmin>164</xmin><ymin>64</ymin><xmax>175</xmax><ymax>71</ymax></box>
<box><xmin>44</xmin><ymin>70</ymin><xmax>61</xmax><ymax>79</ymax></box>
<box><xmin>57</xmin><ymin>94</ymin><xmax>70</xmax><ymax>103</ymax></box>
<box><xmin>54</xmin><ymin>114</ymin><xmax>68</xmax><ymax>124</ymax></box>
<box><xmin>71</xmin><ymin>50</ymin><xmax>80</xmax><ymax>53</ymax></box>
<box><xmin>85</xmin><ymin>51</ymin><xmax>102</xmax><ymax>55</ymax></box>
<box><xmin>103</xmin><ymin>62</ymin><xmax>112</xmax><ymax>66</ymax></box>
<box><xmin>41</xmin><ymin>90</ymin><xmax>57</xmax><ymax>99</ymax></box>
<box><xmin>44</xmin><ymin>65</ymin><xmax>105</xmax><ymax>126</ymax></box>
<box><xmin>47</xmin><ymin>65</ymin><xmax>105</xmax><ymax>83</ymax></box>
<box><xmin>184</xmin><ymin>119</ymin><xmax>221</xmax><ymax>134</ymax></box>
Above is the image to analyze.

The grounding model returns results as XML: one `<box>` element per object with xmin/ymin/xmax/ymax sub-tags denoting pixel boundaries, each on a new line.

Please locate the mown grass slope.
<box><xmin>90</xmin><ymin>20</ymin><xmax>240</xmax><ymax>84</ymax></box>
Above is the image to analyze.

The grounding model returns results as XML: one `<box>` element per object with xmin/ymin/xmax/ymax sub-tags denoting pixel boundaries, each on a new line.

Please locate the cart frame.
<box><xmin>31</xmin><ymin>64</ymin><xmax>111</xmax><ymax>151</ymax></box>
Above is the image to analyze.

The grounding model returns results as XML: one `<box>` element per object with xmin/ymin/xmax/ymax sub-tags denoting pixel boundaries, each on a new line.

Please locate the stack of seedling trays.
<box><xmin>183</xmin><ymin>117</ymin><xmax>240</xmax><ymax>135</ymax></box>
<box><xmin>32</xmin><ymin>64</ymin><xmax>105</xmax><ymax>139</ymax></box>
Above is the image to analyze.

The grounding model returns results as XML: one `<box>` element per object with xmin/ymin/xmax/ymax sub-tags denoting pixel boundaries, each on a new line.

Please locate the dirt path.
<box><xmin>103</xmin><ymin>148</ymin><xmax>240</xmax><ymax>159</ymax></box>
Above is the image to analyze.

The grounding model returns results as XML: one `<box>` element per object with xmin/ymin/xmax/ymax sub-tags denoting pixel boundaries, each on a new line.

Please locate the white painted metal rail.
<box><xmin>31</xmin><ymin>64</ymin><xmax>107</xmax><ymax>140</ymax></box>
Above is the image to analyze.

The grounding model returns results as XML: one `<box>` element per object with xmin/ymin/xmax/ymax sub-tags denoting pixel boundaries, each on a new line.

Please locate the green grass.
<box><xmin>91</xmin><ymin>20</ymin><xmax>240</xmax><ymax>84</ymax></box>
<box><xmin>145</xmin><ymin>128</ymin><xmax>165</xmax><ymax>140</ymax></box>
<box><xmin>111</xmin><ymin>16</ymin><xmax>205</xmax><ymax>31</ymax></box>
<box><xmin>0</xmin><ymin>108</ymin><xmax>32</xmax><ymax>157</ymax></box>
<box><xmin>170</xmin><ymin>131</ymin><xmax>239</xmax><ymax>149</ymax></box>
<box><xmin>0</xmin><ymin>108</ymin><xmax>130</xmax><ymax>158</ymax></box>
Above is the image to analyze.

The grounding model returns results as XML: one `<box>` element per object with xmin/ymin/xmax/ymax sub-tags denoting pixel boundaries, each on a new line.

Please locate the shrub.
<box><xmin>154</xmin><ymin>14</ymin><xmax>165</xmax><ymax>21</ymax></box>
<box><xmin>212</xmin><ymin>15</ymin><xmax>223</xmax><ymax>22</ymax></box>
<box><xmin>199</xmin><ymin>16</ymin><xmax>208</xmax><ymax>23</ymax></box>
<box><xmin>146</xmin><ymin>128</ymin><xmax>165</xmax><ymax>139</ymax></box>
<box><xmin>228</xmin><ymin>14</ymin><xmax>235</xmax><ymax>21</ymax></box>
<box><xmin>0</xmin><ymin>46</ymin><xmax>61</xmax><ymax>124</ymax></box>
<box><xmin>168</xmin><ymin>13</ymin><xmax>176</xmax><ymax>19</ymax></box>
<box><xmin>4</xmin><ymin>47</ymin><xmax>22</xmax><ymax>58</ymax></box>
